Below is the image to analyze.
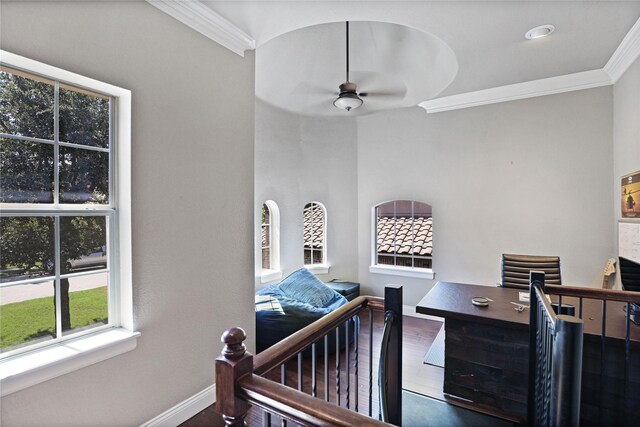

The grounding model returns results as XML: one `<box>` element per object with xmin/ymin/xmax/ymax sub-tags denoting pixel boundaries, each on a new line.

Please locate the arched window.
<box><xmin>303</xmin><ymin>202</ymin><xmax>326</xmax><ymax>268</ymax></box>
<box><xmin>261</xmin><ymin>200</ymin><xmax>280</xmax><ymax>281</ymax></box>
<box><xmin>371</xmin><ymin>200</ymin><xmax>433</xmax><ymax>278</ymax></box>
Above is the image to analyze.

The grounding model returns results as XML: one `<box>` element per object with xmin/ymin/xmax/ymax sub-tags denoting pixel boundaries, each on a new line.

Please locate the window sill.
<box><xmin>261</xmin><ymin>269</ymin><xmax>283</xmax><ymax>284</ymax></box>
<box><xmin>0</xmin><ymin>328</ymin><xmax>140</xmax><ymax>397</ymax></box>
<box><xmin>304</xmin><ymin>264</ymin><xmax>330</xmax><ymax>275</ymax></box>
<box><xmin>369</xmin><ymin>265</ymin><xmax>435</xmax><ymax>280</ymax></box>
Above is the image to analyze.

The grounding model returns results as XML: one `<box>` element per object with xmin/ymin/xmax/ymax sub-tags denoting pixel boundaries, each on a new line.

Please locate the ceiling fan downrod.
<box><xmin>346</xmin><ymin>21</ymin><xmax>350</xmax><ymax>83</ymax></box>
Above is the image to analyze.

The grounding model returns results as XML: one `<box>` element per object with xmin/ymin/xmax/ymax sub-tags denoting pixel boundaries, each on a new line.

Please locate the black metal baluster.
<box><xmin>369</xmin><ymin>308</ymin><xmax>373</xmax><ymax>417</ymax></box>
<box><xmin>312</xmin><ymin>342</ymin><xmax>317</xmax><ymax>398</ymax></box>
<box><xmin>550</xmin><ymin>319</ymin><xmax>556</xmax><ymax>421</ymax></box>
<box><xmin>354</xmin><ymin>315</ymin><xmax>359</xmax><ymax>413</ymax></box>
<box><xmin>281</xmin><ymin>363</ymin><xmax>287</xmax><ymax>427</ymax></box>
<box><xmin>600</xmin><ymin>299</ymin><xmax>607</xmax><ymax>425</ymax></box>
<box><xmin>324</xmin><ymin>335</ymin><xmax>329</xmax><ymax>402</ymax></box>
<box><xmin>537</xmin><ymin>302</ymin><xmax>543</xmax><ymax>423</ymax></box>
<box><xmin>346</xmin><ymin>319</ymin><xmax>350</xmax><ymax>409</ymax></box>
<box><xmin>336</xmin><ymin>326</ymin><xmax>341</xmax><ymax>406</ymax></box>
<box><xmin>263</xmin><ymin>412</ymin><xmax>271</xmax><ymax>427</ymax></box>
<box><xmin>298</xmin><ymin>352</ymin><xmax>303</xmax><ymax>392</ymax></box>
<box><xmin>545</xmin><ymin>310</ymin><xmax>551</xmax><ymax>424</ymax></box>
<box><xmin>625</xmin><ymin>302</ymin><xmax>631</xmax><ymax>420</ymax></box>
<box><xmin>579</xmin><ymin>297</ymin><xmax>583</xmax><ymax>319</ymax></box>
<box><xmin>544</xmin><ymin>318</ymin><xmax>550</xmax><ymax>426</ymax></box>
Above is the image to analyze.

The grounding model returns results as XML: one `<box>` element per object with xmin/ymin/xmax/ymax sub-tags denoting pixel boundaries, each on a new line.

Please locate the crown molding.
<box><xmin>421</xmin><ymin>17</ymin><xmax>640</xmax><ymax>114</ymax></box>
<box><xmin>604</xmin><ymin>16</ymin><xmax>640</xmax><ymax>83</ymax></box>
<box><xmin>419</xmin><ymin>69</ymin><xmax>612</xmax><ymax>114</ymax></box>
<box><xmin>147</xmin><ymin>0</ymin><xmax>255</xmax><ymax>57</ymax></box>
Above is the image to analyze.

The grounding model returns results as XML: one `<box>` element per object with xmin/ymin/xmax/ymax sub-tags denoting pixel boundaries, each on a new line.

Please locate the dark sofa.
<box><xmin>255</xmin><ymin>268</ymin><xmax>355</xmax><ymax>354</ymax></box>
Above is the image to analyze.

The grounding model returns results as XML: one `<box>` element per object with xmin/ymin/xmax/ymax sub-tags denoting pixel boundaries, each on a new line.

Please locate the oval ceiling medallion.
<box><xmin>256</xmin><ymin>21</ymin><xmax>458</xmax><ymax>116</ymax></box>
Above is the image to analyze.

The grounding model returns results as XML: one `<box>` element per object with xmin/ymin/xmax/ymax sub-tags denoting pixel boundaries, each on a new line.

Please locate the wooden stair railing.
<box><xmin>216</xmin><ymin>286</ymin><xmax>403</xmax><ymax>426</ymax></box>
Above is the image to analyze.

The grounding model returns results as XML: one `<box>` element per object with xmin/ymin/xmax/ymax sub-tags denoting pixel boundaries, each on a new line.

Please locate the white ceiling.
<box><xmin>151</xmin><ymin>1</ymin><xmax>640</xmax><ymax>115</ymax></box>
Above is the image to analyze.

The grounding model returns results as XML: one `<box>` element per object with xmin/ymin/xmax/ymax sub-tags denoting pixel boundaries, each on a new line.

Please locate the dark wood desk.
<box><xmin>417</xmin><ymin>281</ymin><xmax>640</xmax><ymax>425</ymax></box>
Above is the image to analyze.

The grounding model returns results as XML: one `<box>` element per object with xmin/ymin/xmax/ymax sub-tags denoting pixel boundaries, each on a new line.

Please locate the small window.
<box><xmin>373</xmin><ymin>200</ymin><xmax>432</xmax><ymax>275</ymax></box>
<box><xmin>303</xmin><ymin>202</ymin><xmax>326</xmax><ymax>267</ymax></box>
<box><xmin>261</xmin><ymin>200</ymin><xmax>280</xmax><ymax>282</ymax></box>
<box><xmin>261</xmin><ymin>203</ymin><xmax>272</xmax><ymax>269</ymax></box>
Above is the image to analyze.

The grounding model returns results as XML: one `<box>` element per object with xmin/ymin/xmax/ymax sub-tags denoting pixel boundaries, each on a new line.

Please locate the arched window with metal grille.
<box><xmin>261</xmin><ymin>200</ymin><xmax>281</xmax><ymax>282</ymax></box>
<box><xmin>303</xmin><ymin>202</ymin><xmax>327</xmax><ymax>268</ymax></box>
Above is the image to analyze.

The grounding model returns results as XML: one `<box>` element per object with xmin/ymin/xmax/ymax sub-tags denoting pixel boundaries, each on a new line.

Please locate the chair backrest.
<box><xmin>501</xmin><ymin>254</ymin><xmax>561</xmax><ymax>289</ymax></box>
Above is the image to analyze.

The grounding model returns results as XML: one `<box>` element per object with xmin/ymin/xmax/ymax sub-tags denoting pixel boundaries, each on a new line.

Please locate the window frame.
<box><xmin>370</xmin><ymin>200</ymin><xmax>434</xmax><ymax>279</ymax></box>
<box><xmin>0</xmin><ymin>50</ymin><xmax>136</xmax><ymax>397</ymax></box>
<box><xmin>303</xmin><ymin>201</ymin><xmax>328</xmax><ymax>274</ymax></box>
<box><xmin>260</xmin><ymin>200</ymin><xmax>281</xmax><ymax>283</ymax></box>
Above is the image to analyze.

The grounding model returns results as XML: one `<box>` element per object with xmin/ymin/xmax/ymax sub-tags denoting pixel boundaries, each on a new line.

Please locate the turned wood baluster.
<box><xmin>216</xmin><ymin>327</ymin><xmax>253</xmax><ymax>426</ymax></box>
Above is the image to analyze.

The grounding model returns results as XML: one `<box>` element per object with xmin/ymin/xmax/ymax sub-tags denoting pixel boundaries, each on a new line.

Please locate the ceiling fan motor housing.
<box><xmin>339</xmin><ymin>82</ymin><xmax>358</xmax><ymax>94</ymax></box>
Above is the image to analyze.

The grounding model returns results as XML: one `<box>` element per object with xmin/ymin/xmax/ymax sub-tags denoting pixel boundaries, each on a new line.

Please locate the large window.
<box><xmin>303</xmin><ymin>202</ymin><xmax>326</xmax><ymax>269</ymax></box>
<box><xmin>0</xmin><ymin>50</ymin><xmax>134</xmax><ymax>392</ymax></box>
<box><xmin>371</xmin><ymin>200</ymin><xmax>433</xmax><ymax>278</ymax></box>
<box><xmin>260</xmin><ymin>200</ymin><xmax>280</xmax><ymax>283</ymax></box>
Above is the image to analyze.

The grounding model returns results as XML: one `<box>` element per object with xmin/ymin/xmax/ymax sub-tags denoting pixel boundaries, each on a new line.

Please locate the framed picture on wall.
<box><xmin>622</xmin><ymin>171</ymin><xmax>640</xmax><ymax>218</ymax></box>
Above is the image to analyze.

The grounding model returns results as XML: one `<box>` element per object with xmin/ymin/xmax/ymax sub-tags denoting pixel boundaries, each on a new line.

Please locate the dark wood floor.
<box><xmin>181</xmin><ymin>313</ymin><xmax>443</xmax><ymax>427</ymax></box>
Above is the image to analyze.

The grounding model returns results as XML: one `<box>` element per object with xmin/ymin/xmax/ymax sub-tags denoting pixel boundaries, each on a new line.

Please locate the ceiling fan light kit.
<box><xmin>334</xmin><ymin>82</ymin><xmax>363</xmax><ymax>111</ymax></box>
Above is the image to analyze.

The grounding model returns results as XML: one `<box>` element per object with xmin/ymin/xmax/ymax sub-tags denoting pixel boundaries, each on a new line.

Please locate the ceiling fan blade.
<box><xmin>292</xmin><ymin>81</ymin><xmax>337</xmax><ymax>96</ymax></box>
<box><xmin>300</xmin><ymin>98</ymin><xmax>342</xmax><ymax>115</ymax></box>
<box><xmin>359</xmin><ymin>91</ymin><xmax>404</xmax><ymax>99</ymax></box>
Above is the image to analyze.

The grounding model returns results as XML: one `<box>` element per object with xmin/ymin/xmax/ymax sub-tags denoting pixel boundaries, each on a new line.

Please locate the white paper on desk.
<box><xmin>520</xmin><ymin>292</ymin><xmax>551</xmax><ymax>302</ymax></box>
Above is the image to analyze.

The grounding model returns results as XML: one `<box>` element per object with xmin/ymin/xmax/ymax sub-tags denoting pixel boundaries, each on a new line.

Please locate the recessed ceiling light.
<box><xmin>525</xmin><ymin>24</ymin><xmax>555</xmax><ymax>40</ymax></box>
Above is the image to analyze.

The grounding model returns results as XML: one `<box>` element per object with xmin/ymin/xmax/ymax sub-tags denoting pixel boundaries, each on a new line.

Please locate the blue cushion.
<box><xmin>277</xmin><ymin>268</ymin><xmax>337</xmax><ymax>308</ymax></box>
<box><xmin>255</xmin><ymin>295</ymin><xmax>284</xmax><ymax>314</ymax></box>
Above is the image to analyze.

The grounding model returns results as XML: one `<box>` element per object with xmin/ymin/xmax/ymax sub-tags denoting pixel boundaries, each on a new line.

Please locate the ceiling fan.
<box><xmin>333</xmin><ymin>22</ymin><xmax>364</xmax><ymax>111</ymax></box>
<box><xmin>332</xmin><ymin>22</ymin><xmax>405</xmax><ymax>112</ymax></box>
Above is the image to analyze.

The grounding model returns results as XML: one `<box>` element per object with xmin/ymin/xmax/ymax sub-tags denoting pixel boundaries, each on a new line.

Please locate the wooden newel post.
<box><xmin>216</xmin><ymin>327</ymin><xmax>253</xmax><ymax>426</ymax></box>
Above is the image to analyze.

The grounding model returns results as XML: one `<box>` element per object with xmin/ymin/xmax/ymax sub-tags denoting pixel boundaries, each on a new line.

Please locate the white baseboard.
<box><xmin>403</xmin><ymin>304</ymin><xmax>443</xmax><ymax>323</ymax></box>
<box><xmin>141</xmin><ymin>384</ymin><xmax>215</xmax><ymax>427</ymax></box>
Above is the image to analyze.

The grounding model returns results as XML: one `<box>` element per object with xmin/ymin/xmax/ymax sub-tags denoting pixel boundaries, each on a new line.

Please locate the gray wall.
<box><xmin>613</xmin><ymin>56</ymin><xmax>640</xmax><ymax>202</ymax></box>
<box><xmin>357</xmin><ymin>88</ymin><xmax>615</xmax><ymax>305</ymax></box>
<box><xmin>256</xmin><ymin>86</ymin><xmax>615</xmax><ymax>306</ymax></box>
<box><xmin>613</xmin><ymin>56</ymin><xmax>640</xmax><ymax>289</ymax></box>
<box><xmin>255</xmin><ymin>101</ymin><xmax>359</xmax><ymax>284</ymax></box>
<box><xmin>1</xmin><ymin>2</ymin><xmax>255</xmax><ymax>425</ymax></box>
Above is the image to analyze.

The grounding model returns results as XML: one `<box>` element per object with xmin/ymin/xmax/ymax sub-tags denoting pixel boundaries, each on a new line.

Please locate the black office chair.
<box><xmin>501</xmin><ymin>253</ymin><xmax>562</xmax><ymax>289</ymax></box>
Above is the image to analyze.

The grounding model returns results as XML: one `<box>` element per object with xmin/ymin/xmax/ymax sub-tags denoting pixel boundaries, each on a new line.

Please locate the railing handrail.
<box><xmin>545</xmin><ymin>284</ymin><xmax>640</xmax><ymax>304</ymax></box>
<box><xmin>253</xmin><ymin>295</ymin><xmax>384</xmax><ymax>376</ymax></box>
<box><xmin>238</xmin><ymin>374</ymin><xmax>389</xmax><ymax>427</ymax></box>
<box><xmin>534</xmin><ymin>284</ymin><xmax>558</xmax><ymax>327</ymax></box>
